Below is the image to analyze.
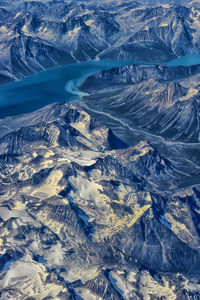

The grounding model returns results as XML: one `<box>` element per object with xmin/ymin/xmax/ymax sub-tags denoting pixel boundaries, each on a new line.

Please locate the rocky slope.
<box><xmin>80</xmin><ymin>63</ymin><xmax>200</xmax><ymax>143</ymax></box>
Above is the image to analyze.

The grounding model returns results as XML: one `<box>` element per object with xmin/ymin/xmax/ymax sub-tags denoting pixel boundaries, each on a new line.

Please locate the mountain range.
<box><xmin>0</xmin><ymin>0</ymin><xmax>200</xmax><ymax>299</ymax></box>
<box><xmin>0</xmin><ymin>0</ymin><xmax>200</xmax><ymax>83</ymax></box>
<box><xmin>0</xmin><ymin>102</ymin><xmax>200</xmax><ymax>299</ymax></box>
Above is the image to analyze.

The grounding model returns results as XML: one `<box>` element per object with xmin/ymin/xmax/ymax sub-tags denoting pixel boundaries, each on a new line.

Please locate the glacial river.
<box><xmin>0</xmin><ymin>54</ymin><xmax>200</xmax><ymax>118</ymax></box>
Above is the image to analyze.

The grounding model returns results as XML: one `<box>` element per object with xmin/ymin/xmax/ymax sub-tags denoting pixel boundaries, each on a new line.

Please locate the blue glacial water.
<box><xmin>0</xmin><ymin>54</ymin><xmax>200</xmax><ymax>119</ymax></box>
<box><xmin>164</xmin><ymin>53</ymin><xmax>200</xmax><ymax>67</ymax></box>
<box><xmin>0</xmin><ymin>60</ymin><xmax>138</xmax><ymax>118</ymax></box>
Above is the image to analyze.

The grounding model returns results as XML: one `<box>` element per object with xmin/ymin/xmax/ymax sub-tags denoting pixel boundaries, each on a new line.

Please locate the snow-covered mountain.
<box><xmin>0</xmin><ymin>102</ymin><xmax>200</xmax><ymax>299</ymax></box>
<box><xmin>1</xmin><ymin>0</ymin><xmax>200</xmax><ymax>82</ymax></box>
